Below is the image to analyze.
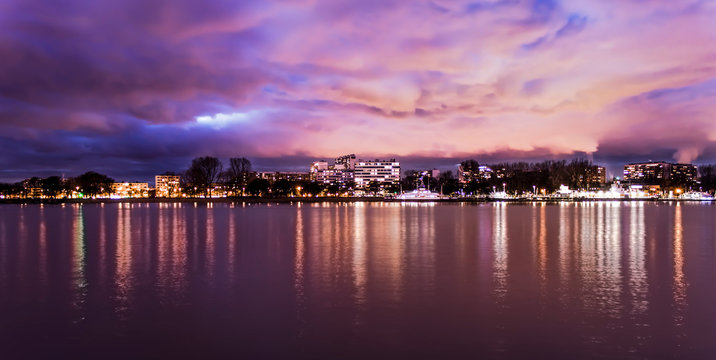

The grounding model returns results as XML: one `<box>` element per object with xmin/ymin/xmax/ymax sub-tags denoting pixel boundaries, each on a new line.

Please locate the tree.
<box><xmin>246</xmin><ymin>178</ymin><xmax>270</xmax><ymax>196</ymax></box>
<box><xmin>271</xmin><ymin>179</ymin><xmax>293</xmax><ymax>197</ymax></box>
<box><xmin>225</xmin><ymin>157</ymin><xmax>253</xmax><ymax>195</ymax></box>
<box><xmin>367</xmin><ymin>180</ymin><xmax>382</xmax><ymax>195</ymax></box>
<box><xmin>185</xmin><ymin>156</ymin><xmax>223</xmax><ymax>197</ymax></box>
<box><xmin>41</xmin><ymin>176</ymin><xmax>63</xmax><ymax>199</ymax></box>
<box><xmin>700</xmin><ymin>165</ymin><xmax>716</xmax><ymax>193</ymax></box>
<box><xmin>75</xmin><ymin>172</ymin><xmax>114</xmax><ymax>198</ymax></box>
<box><xmin>302</xmin><ymin>181</ymin><xmax>323</xmax><ymax>197</ymax></box>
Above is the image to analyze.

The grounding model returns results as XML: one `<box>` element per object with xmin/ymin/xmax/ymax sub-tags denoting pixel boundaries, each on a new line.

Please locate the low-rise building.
<box><xmin>112</xmin><ymin>182</ymin><xmax>149</xmax><ymax>198</ymax></box>
<box><xmin>258</xmin><ymin>171</ymin><xmax>310</xmax><ymax>183</ymax></box>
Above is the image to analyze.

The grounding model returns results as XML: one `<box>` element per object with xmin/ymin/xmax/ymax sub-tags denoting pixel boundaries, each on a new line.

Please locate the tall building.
<box><xmin>354</xmin><ymin>159</ymin><xmax>400</xmax><ymax>187</ymax></box>
<box><xmin>155</xmin><ymin>175</ymin><xmax>181</xmax><ymax>197</ymax></box>
<box><xmin>309</xmin><ymin>154</ymin><xmax>356</xmax><ymax>186</ymax></box>
<box><xmin>670</xmin><ymin>163</ymin><xmax>698</xmax><ymax>189</ymax></box>
<box><xmin>587</xmin><ymin>166</ymin><xmax>607</xmax><ymax>188</ymax></box>
<box><xmin>310</xmin><ymin>161</ymin><xmax>353</xmax><ymax>185</ymax></box>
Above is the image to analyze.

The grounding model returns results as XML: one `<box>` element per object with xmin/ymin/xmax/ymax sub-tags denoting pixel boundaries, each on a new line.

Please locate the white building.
<box><xmin>112</xmin><ymin>182</ymin><xmax>149</xmax><ymax>198</ymax></box>
<box><xmin>155</xmin><ymin>175</ymin><xmax>181</xmax><ymax>198</ymax></box>
<box><xmin>354</xmin><ymin>159</ymin><xmax>400</xmax><ymax>187</ymax></box>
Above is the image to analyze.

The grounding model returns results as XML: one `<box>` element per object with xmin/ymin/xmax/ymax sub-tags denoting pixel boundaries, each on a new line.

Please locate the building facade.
<box><xmin>155</xmin><ymin>175</ymin><xmax>181</xmax><ymax>198</ymax></box>
<box><xmin>623</xmin><ymin>162</ymin><xmax>698</xmax><ymax>189</ymax></box>
<box><xmin>258</xmin><ymin>171</ymin><xmax>310</xmax><ymax>182</ymax></box>
<box><xmin>354</xmin><ymin>159</ymin><xmax>400</xmax><ymax>187</ymax></box>
<box><xmin>112</xmin><ymin>182</ymin><xmax>149</xmax><ymax>198</ymax></box>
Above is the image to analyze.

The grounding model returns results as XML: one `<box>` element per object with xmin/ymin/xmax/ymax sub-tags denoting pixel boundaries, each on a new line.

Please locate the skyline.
<box><xmin>2</xmin><ymin>0</ymin><xmax>716</xmax><ymax>182</ymax></box>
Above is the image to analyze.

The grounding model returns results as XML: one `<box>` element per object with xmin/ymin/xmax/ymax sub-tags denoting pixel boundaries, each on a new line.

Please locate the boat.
<box><xmin>397</xmin><ymin>187</ymin><xmax>443</xmax><ymax>200</ymax></box>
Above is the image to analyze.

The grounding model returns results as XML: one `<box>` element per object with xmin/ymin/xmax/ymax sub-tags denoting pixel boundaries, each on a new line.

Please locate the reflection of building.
<box><xmin>354</xmin><ymin>159</ymin><xmax>400</xmax><ymax>187</ymax></box>
<box><xmin>310</xmin><ymin>154</ymin><xmax>356</xmax><ymax>186</ymax></box>
<box><xmin>258</xmin><ymin>171</ymin><xmax>310</xmax><ymax>182</ymax></box>
<box><xmin>155</xmin><ymin>175</ymin><xmax>181</xmax><ymax>197</ymax></box>
<box><xmin>112</xmin><ymin>182</ymin><xmax>149</xmax><ymax>198</ymax></box>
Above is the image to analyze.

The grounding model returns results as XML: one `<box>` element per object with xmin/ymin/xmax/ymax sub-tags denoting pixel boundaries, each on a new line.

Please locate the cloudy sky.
<box><xmin>1</xmin><ymin>0</ymin><xmax>716</xmax><ymax>181</ymax></box>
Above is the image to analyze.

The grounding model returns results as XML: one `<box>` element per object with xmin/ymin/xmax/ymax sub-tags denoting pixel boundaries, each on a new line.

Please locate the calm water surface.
<box><xmin>1</xmin><ymin>202</ymin><xmax>715</xmax><ymax>359</ymax></box>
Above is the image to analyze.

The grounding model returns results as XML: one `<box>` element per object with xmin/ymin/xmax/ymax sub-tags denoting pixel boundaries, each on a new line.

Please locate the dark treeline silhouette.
<box><xmin>0</xmin><ymin>172</ymin><xmax>115</xmax><ymax>198</ymax></box>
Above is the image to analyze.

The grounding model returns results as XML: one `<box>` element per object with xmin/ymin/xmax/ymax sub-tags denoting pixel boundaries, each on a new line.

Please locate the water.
<box><xmin>1</xmin><ymin>201</ymin><xmax>715</xmax><ymax>359</ymax></box>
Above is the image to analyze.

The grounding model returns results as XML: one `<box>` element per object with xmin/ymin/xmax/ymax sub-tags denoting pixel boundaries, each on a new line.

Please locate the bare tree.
<box><xmin>186</xmin><ymin>157</ymin><xmax>223</xmax><ymax>197</ymax></box>
<box><xmin>226</xmin><ymin>157</ymin><xmax>252</xmax><ymax>195</ymax></box>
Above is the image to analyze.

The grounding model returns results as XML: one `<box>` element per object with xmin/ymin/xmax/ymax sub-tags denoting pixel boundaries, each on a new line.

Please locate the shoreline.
<box><xmin>0</xmin><ymin>197</ymin><xmax>713</xmax><ymax>205</ymax></box>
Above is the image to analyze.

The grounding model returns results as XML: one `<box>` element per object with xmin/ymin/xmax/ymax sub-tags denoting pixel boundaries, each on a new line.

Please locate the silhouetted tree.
<box><xmin>271</xmin><ymin>179</ymin><xmax>293</xmax><ymax>197</ymax></box>
<box><xmin>185</xmin><ymin>156</ymin><xmax>223</xmax><ymax>197</ymax></box>
<box><xmin>75</xmin><ymin>172</ymin><xmax>114</xmax><ymax>198</ymax></box>
<box><xmin>225</xmin><ymin>157</ymin><xmax>253</xmax><ymax>195</ymax></box>
<box><xmin>41</xmin><ymin>176</ymin><xmax>63</xmax><ymax>198</ymax></box>
<box><xmin>246</xmin><ymin>178</ymin><xmax>270</xmax><ymax>196</ymax></box>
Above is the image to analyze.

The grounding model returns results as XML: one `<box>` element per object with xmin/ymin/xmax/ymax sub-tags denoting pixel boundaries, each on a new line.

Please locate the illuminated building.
<box><xmin>410</xmin><ymin>169</ymin><xmax>441</xmax><ymax>188</ymax></box>
<box><xmin>623</xmin><ymin>162</ymin><xmax>670</xmax><ymax>184</ymax></box>
<box><xmin>310</xmin><ymin>154</ymin><xmax>356</xmax><ymax>186</ymax></box>
<box><xmin>669</xmin><ymin>163</ymin><xmax>698</xmax><ymax>189</ymax></box>
<box><xmin>258</xmin><ymin>171</ymin><xmax>310</xmax><ymax>182</ymax></box>
<box><xmin>112</xmin><ymin>182</ymin><xmax>149</xmax><ymax>198</ymax></box>
<box><xmin>624</xmin><ymin>162</ymin><xmax>698</xmax><ymax>189</ymax></box>
<box><xmin>155</xmin><ymin>175</ymin><xmax>181</xmax><ymax>197</ymax></box>
<box><xmin>354</xmin><ymin>159</ymin><xmax>400</xmax><ymax>187</ymax></box>
<box><xmin>587</xmin><ymin>166</ymin><xmax>607</xmax><ymax>188</ymax></box>
<box><xmin>458</xmin><ymin>165</ymin><xmax>493</xmax><ymax>183</ymax></box>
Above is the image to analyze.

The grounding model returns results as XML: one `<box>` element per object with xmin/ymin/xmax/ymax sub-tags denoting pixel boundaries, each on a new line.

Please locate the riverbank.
<box><xmin>0</xmin><ymin>197</ymin><xmax>713</xmax><ymax>205</ymax></box>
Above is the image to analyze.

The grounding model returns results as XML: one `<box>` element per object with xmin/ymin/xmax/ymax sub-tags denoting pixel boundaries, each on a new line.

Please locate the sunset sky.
<box><xmin>1</xmin><ymin>0</ymin><xmax>716</xmax><ymax>181</ymax></box>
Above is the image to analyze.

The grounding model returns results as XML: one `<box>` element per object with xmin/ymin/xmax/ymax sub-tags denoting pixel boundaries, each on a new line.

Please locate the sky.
<box><xmin>1</xmin><ymin>0</ymin><xmax>716</xmax><ymax>182</ymax></box>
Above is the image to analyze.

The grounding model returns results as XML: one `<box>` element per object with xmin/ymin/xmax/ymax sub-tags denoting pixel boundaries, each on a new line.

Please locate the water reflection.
<box><xmin>673</xmin><ymin>203</ymin><xmax>687</xmax><ymax>331</ymax></box>
<box><xmin>72</xmin><ymin>204</ymin><xmax>87</xmax><ymax>321</ymax></box>
<box><xmin>629</xmin><ymin>202</ymin><xmax>648</xmax><ymax>316</ymax></box>
<box><xmin>115</xmin><ymin>203</ymin><xmax>132</xmax><ymax>316</ymax></box>
<box><xmin>493</xmin><ymin>202</ymin><xmax>508</xmax><ymax>300</ymax></box>
<box><xmin>1</xmin><ymin>202</ymin><xmax>715</xmax><ymax>359</ymax></box>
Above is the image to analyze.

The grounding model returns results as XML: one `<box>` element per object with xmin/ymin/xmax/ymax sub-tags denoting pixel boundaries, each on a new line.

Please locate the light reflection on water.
<box><xmin>0</xmin><ymin>201</ymin><xmax>715</xmax><ymax>358</ymax></box>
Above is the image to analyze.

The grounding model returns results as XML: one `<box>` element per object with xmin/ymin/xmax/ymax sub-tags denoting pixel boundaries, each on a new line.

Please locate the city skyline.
<box><xmin>2</xmin><ymin>0</ymin><xmax>716</xmax><ymax>182</ymax></box>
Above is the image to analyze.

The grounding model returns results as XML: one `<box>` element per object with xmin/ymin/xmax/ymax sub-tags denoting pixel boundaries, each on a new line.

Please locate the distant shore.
<box><xmin>0</xmin><ymin>197</ymin><xmax>713</xmax><ymax>205</ymax></box>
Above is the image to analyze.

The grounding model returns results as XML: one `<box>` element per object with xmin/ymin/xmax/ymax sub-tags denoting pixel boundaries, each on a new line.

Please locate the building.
<box><xmin>410</xmin><ymin>169</ymin><xmax>441</xmax><ymax>187</ymax></box>
<box><xmin>309</xmin><ymin>154</ymin><xmax>357</xmax><ymax>186</ymax></box>
<box><xmin>334</xmin><ymin>154</ymin><xmax>356</xmax><ymax>170</ymax></box>
<box><xmin>112</xmin><ymin>182</ymin><xmax>149</xmax><ymax>198</ymax></box>
<box><xmin>310</xmin><ymin>161</ymin><xmax>354</xmax><ymax>185</ymax></box>
<box><xmin>670</xmin><ymin>163</ymin><xmax>698</xmax><ymax>189</ymax></box>
<box><xmin>354</xmin><ymin>159</ymin><xmax>400</xmax><ymax>187</ymax></box>
<box><xmin>587</xmin><ymin>166</ymin><xmax>607</xmax><ymax>188</ymax></box>
<box><xmin>258</xmin><ymin>171</ymin><xmax>310</xmax><ymax>183</ymax></box>
<box><xmin>155</xmin><ymin>175</ymin><xmax>181</xmax><ymax>197</ymax></box>
<box><xmin>623</xmin><ymin>162</ymin><xmax>698</xmax><ymax>189</ymax></box>
<box><xmin>623</xmin><ymin>162</ymin><xmax>670</xmax><ymax>184</ymax></box>
<box><xmin>458</xmin><ymin>164</ymin><xmax>494</xmax><ymax>183</ymax></box>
